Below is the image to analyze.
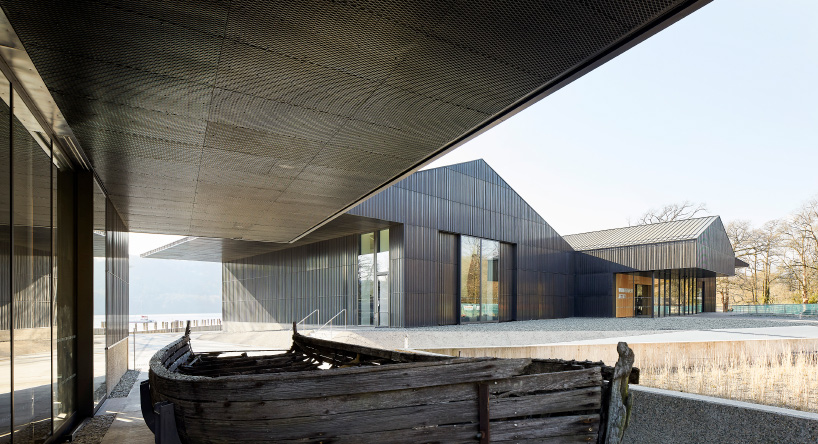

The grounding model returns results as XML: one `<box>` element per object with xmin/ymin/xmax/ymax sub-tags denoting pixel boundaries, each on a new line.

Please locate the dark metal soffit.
<box><xmin>1</xmin><ymin>0</ymin><xmax>712</xmax><ymax>242</ymax></box>
<box><xmin>142</xmin><ymin>214</ymin><xmax>392</xmax><ymax>262</ymax></box>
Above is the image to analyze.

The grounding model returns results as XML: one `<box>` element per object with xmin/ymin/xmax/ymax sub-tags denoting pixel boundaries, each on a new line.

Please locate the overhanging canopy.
<box><xmin>1</xmin><ymin>0</ymin><xmax>711</xmax><ymax>242</ymax></box>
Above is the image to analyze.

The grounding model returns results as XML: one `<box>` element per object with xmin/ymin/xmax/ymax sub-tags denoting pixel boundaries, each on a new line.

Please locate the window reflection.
<box><xmin>11</xmin><ymin>88</ymin><xmax>53</xmax><ymax>443</ymax></box>
<box><xmin>460</xmin><ymin>236</ymin><xmax>500</xmax><ymax>323</ymax></box>
<box><xmin>358</xmin><ymin>229</ymin><xmax>389</xmax><ymax>326</ymax></box>
<box><xmin>0</xmin><ymin>76</ymin><xmax>11</xmax><ymax>444</ymax></box>
<box><xmin>52</xmin><ymin>157</ymin><xmax>76</xmax><ymax>432</ymax></box>
<box><xmin>92</xmin><ymin>182</ymin><xmax>106</xmax><ymax>406</ymax></box>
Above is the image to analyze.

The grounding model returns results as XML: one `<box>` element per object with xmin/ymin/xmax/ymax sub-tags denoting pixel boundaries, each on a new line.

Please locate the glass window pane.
<box><xmin>481</xmin><ymin>240</ymin><xmax>499</xmax><ymax>322</ymax></box>
<box><xmin>360</xmin><ymin>233</ymin><xmax>374</xmax><ymax>255</ymax></box>
<box><xmin>12</xmin><ymin>88</ymin><xmax>53</xmax><ymax>442</ymax></box>
<box><xmin>0</xmin><ymin>75</ymin><xmax>10</xmax><ymax>444</ymax></box>
<box><xmin>357</xmin><ymin>251</ymin><xmax>374</xmax><ymax>326</ymax></box>
<box><xmin>376</xmin><ymin>230</ymin><xmax>389</xmax><ymax>274</ymax></box>
<box><xmin>92</xmin><ymin>182</ymin><xmax>106</xmax><ymax>406</ymax></box>
<box><xmin>460</xmin><ymin>236</ymin><xmax>481</xmax><ymax>323</ymax></box>
<box><xmin>377</xmin><ymin>275</ymin><xmax>389</xmax><ymax>327</ymax></box>
<box><xmin>52</xmin><ymin>159</ymin><xmax>75</xmax><ymax>431</ymax></box>
<box><xmin>377</xmin><ymin>229</ymin><xmax>389</xmax><ymax>253</ymax></box>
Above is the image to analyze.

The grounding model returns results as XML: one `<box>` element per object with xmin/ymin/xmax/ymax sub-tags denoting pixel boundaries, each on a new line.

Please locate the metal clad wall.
<box><xmin>222</xmin><ymin>234</ymin><xmax>358</xmax><ymax>328</ymax></box>
<box><xmin>105</xmin><ymin>200</ymin><xmax>129</xmax><ymax>346</ymax></box>
<box><xmin>350</xmin><ymin>159</ymin><xmax>574</xmax><ymax>327</ymax></box>
<box><xmin>696</xmin><ymin>218</ymin><xmax>736</xmax><ymax>276</ymax></box>
<box><xmin>389</xmin><ymin>225</ymin><xmax>404</xmax><ymax>328</ymax></box>
<box><xmin>437</xmin><ymin>232</ymin><xmax>458</xmax><ymax>325</ymax></box>
<box><xmin>499</xmin><ymin>242</ymin><xmax>516</xmax><ymax>321</ymax></box>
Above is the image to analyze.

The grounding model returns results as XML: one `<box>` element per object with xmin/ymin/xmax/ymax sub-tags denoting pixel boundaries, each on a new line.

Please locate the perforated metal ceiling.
<box><xmin>1</xmin><ymin>0</ymin><xmax>709</xmax><ymax>242</ymax></box>
<box><xmin>142</xmin><ymin>214</ymin><xmax>392</xmax><ymax>262</ymax></box>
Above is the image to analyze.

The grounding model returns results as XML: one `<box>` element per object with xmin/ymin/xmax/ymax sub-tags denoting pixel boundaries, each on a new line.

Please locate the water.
<box><xmin>92</xmin><ymin>313</ymin><xmax>222</xmax><ymax>328</ymax></box>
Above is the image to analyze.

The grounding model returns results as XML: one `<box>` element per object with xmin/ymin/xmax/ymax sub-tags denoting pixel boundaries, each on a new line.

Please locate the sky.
<box><xmin>129</xmin><ymin>233</ymin><xmax>222</xmax><ymax>314</ymax></box>
<box><xmin>129</xmin><ymin>0</ymin><xmax>818</xmax><ymax>313</ymax></box>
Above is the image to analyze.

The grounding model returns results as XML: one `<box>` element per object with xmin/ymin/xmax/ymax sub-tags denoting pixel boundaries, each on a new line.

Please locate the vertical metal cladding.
<box><xmin>105</xmin><ymin>200</ymin><xmax>129</xmax><ymax>346</ymax></box>
<box><xmin>350</xmin><ymin>159</ymin><xmax>574</xmax><ymax>327</ymax></box>
<box><xmin>696</xmin><ymin>218</ymin><xmax>736</xmax><ymax>277</ymax></box>
<box><xmin>388</xmin><ymin>225</ymin><xmax>404</xmax><ymax>328</ymax></box>
<box><xmin>571</xmin><ymin>216</ymin><xmax>737</xmax><ymax>317</ymax></box>
<box><xmin>222</xmin><ymin>234</ymin><xmax>358</xmax><ymax>328</ymax></box>
<box><xmin>437</xmin><ymin>232</ymin><xmax>458</xmax><ymax>325</ymax></box>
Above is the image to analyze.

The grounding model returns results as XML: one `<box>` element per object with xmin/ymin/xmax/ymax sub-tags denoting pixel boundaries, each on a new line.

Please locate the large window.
<box><xmin>358</xmin><ymin>229</ymin><xmax>389</xmax><ymax>326</ymax></box>
<box><xmin>460</xmin><ymin>236</ymin><xmax>499</xmax><ymax>323</ymax></box>
<box><xmin>6</xmin><ymin>83</ymin><xmax>58</xmax><ymax>443</ymax></box>
<box><xmin>0</xmin><ymin>69</ymin><xmax>79</xmax><ymax>444</ymax></box>
<box><xmin>92</xmin><ymin>181</ymin><xmax>106</xmax><ymax>406</ymax></box>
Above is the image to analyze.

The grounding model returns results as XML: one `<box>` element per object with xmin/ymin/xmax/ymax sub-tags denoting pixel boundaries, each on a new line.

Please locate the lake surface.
<box><xmin>93</xmin><ymin>312</ymin><xmax>221</xmax><ymax>328</ymax></box>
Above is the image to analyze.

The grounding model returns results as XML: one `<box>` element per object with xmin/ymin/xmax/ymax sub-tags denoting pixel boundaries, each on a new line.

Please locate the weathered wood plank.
<box><xmin>271</xmin><ymin>423</ymin><xmax>481</xmax><ymax>444</ymax></box>
<box><xmin>493</xmin><ymin>435</ymin><xmax>598</xmax><ymax>443</ymax></box>
<box><xmin>184</xmin><ymin>398</ymin><xmax>480</xmax><ymax>441</ymax></box>
<box><xmin>295</xmin><ymin>332</ymin><xmax>449</xmax><ymax>363</ymax></box>
<box><xmin>153</xmin><ymin>358</ymin><xmax>533</xmax><ymax>402</ymax></box>
<box><xmin>491</xmin><ymin>415</ymin><xmax>600</xmax><ymax>441</ymax></box>
<box><xmin>156</xmin><ymin>367</ymin><xmax>601</xmax><ymax>421</ymax></box>
<box><xmin>492</xmin><ymin>386</ymin><xmax>601</xmax><ymax>419</ymax></box>
<box><xmin>160</xmin><ymin>337</ymin><xmax>189</xmax><ymax>366</ymax></box>
<box><xmin>494</xmin><ymin>367</ymin><xmax>602</xmax><ymax>397</ymax></box>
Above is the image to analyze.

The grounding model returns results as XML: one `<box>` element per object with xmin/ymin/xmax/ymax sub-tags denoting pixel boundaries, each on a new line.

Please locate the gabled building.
<box><xmin>146</xmin><ymin>160</ymin><xmax>743</xmax><ymax>330</ymax></box>
<box><xmin>566</xmin><ymin>217</ymin><xmax>742</xmax><ymax>317</ymax></box>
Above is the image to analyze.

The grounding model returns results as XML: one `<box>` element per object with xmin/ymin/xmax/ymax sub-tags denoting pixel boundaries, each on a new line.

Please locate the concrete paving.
<box><xmin>548</xmin><ymin>325</ymin><xmax>818</xmax><ymax>345</ymax></box>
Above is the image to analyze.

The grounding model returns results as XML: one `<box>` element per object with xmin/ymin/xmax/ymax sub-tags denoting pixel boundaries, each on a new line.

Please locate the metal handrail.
<box><xmin>315</xmin><ymin>309</ymin><xmax>346</xmax><ymax>338</ymax></box>
<box><xmin>296</xmin><ymin>309</ymin><xmax>320</xmax><ymax>327</ymax></box>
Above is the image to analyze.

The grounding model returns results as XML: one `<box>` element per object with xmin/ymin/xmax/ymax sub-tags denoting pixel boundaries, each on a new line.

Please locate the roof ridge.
<box><xmin>563</xmin><ymin>215</ymin><xmax>718</xmax><ymax>238</ymax></box>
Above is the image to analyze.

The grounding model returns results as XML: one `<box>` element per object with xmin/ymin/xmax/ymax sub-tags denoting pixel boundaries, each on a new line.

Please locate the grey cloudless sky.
<box><xmin>428</xmin><ymin>0</ymin><xmax>818</xmax><ymax>235</ymax></box>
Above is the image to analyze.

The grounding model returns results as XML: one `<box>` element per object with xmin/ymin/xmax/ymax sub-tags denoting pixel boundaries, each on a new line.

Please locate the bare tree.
<box><xmin>756</xmin><ymin>220</ymin><xmax>782</xmax><ymax>304</ymax></box>
<box><xmin>723</xmin><ymin>220</ymin><xmax>759</xmax><ymax>305</ymax></box>
<box><xmin>633</xmin><ymin>201</ymin><xmax>709</xmax><ymax>225</ymax></box>
<box><xmin>780</xmin><ymin>198</ymin><xmax>818</xmax><ymax>303</ymax></box>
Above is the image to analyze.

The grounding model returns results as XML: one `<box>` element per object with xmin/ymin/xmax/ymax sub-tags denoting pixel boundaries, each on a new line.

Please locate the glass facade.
<box><xmin>358</xmin><ymin>229</ymin><xmax>389</xmax><ymax>326</ymax></box>
<box><xmin>615</xmin><ymin>269</ymin><xmax>715</xmax><ymax>317</ymax></box>
<box><xmin>0</xmin><ymin>64</ymin><xmax>128</xmax><ymax>442</ymax></box>
<box><xmin>92</xmin><ymin>182</ymin><xmax>106</xmax><ymax>406</ymax></box>
<box><xmin>0</xmin><ymin>73</ymin><xmax>77</xmax><ymax>443</ymax></box>
<box><xmin>460</xmin><ymin>236</ymin><xmax>499</xmax><ymax>323</ymax></box>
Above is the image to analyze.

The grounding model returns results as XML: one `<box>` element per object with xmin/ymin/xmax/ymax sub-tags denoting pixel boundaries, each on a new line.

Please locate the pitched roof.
<box><xmin>564</xmin><ymin>216</ymin><xmax>720</xmax><ymax>251</ymax></box>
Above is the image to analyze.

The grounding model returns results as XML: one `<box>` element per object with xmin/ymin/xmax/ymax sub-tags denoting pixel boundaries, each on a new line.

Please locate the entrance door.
<box><xmin>634</xmin><ymin>284</ymin><xmax>653</xmax><ymax>317</ymax></box>
<box><xmin>377</xmin><ymin>275</ymin><xmax>389</xmax><ymax>327</ymax></box>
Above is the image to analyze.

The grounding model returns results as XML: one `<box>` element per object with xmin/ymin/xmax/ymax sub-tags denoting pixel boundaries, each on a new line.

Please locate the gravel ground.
<box><xmin>109</xmin><ymin>369</ymin><xmax>141</xmax><ymax>398</ymax></box>
<box><xmin>72</xmin><ymin>414</ymin><xmax>115</xmax><ymax>444</ymax></box>
<box><xmin>400</xmin><ymin>314</ymin><xmax>817</xmax><ymax>333</ymax></box>
<box><xmin>208</xmin><ymin>314</ymin><xmax>818</xmax><ymax>350</ymax></box>
<box><xmin>304</xmin><ymin>314</ymin><xmax>818</xmax><ymax>350</ymax></box>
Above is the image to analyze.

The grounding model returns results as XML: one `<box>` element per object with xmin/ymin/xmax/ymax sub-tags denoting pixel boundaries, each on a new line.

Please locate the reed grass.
<box><xmin>638</xmin><ymin>344</ymin><xmax>818</xmax><ymax>413</ymax></box>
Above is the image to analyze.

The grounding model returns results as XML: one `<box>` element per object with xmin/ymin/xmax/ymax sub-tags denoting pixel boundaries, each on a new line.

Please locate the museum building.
<box><xmin>146</xmin><ymin>160</ymin><xmax>742</xmax><ymax>329</ymax></box>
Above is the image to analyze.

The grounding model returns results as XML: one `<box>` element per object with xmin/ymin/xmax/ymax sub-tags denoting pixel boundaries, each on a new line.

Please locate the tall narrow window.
<box><xmin>11</xmin><ymin>87</ymin><xmax>54</xmax><ymax>442</ymax></box>
<box><xmin>92</xmin><ymin>181</ymin><xmax>106</xmax><ymax>406</ymax></box>
<box><xmin>0</xmin><ymin>72</ymin><xmax>11</xmax><ymax>443</ymax></box>
<box><xmin>358</xmin><ymin>229</ymin><xmax>389</xmax><ymax>326</ymax></box>
<box><xmin>460</xmin><ymin>236</ymin><xmax>500</xmax><ymax>323</ymax></box>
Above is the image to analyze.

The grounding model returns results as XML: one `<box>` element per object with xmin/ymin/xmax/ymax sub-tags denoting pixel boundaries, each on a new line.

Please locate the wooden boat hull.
<box><xmin>145</xmin><ymin>330</ymin><xmax>635</xmax><ymax>443</ymax></box>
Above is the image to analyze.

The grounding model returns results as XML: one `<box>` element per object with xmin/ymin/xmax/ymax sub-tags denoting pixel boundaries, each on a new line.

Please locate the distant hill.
<box><xmin>129</xmin><ymin>255</ymin><xmax>221</xmax><ymax>315</ymax></box>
